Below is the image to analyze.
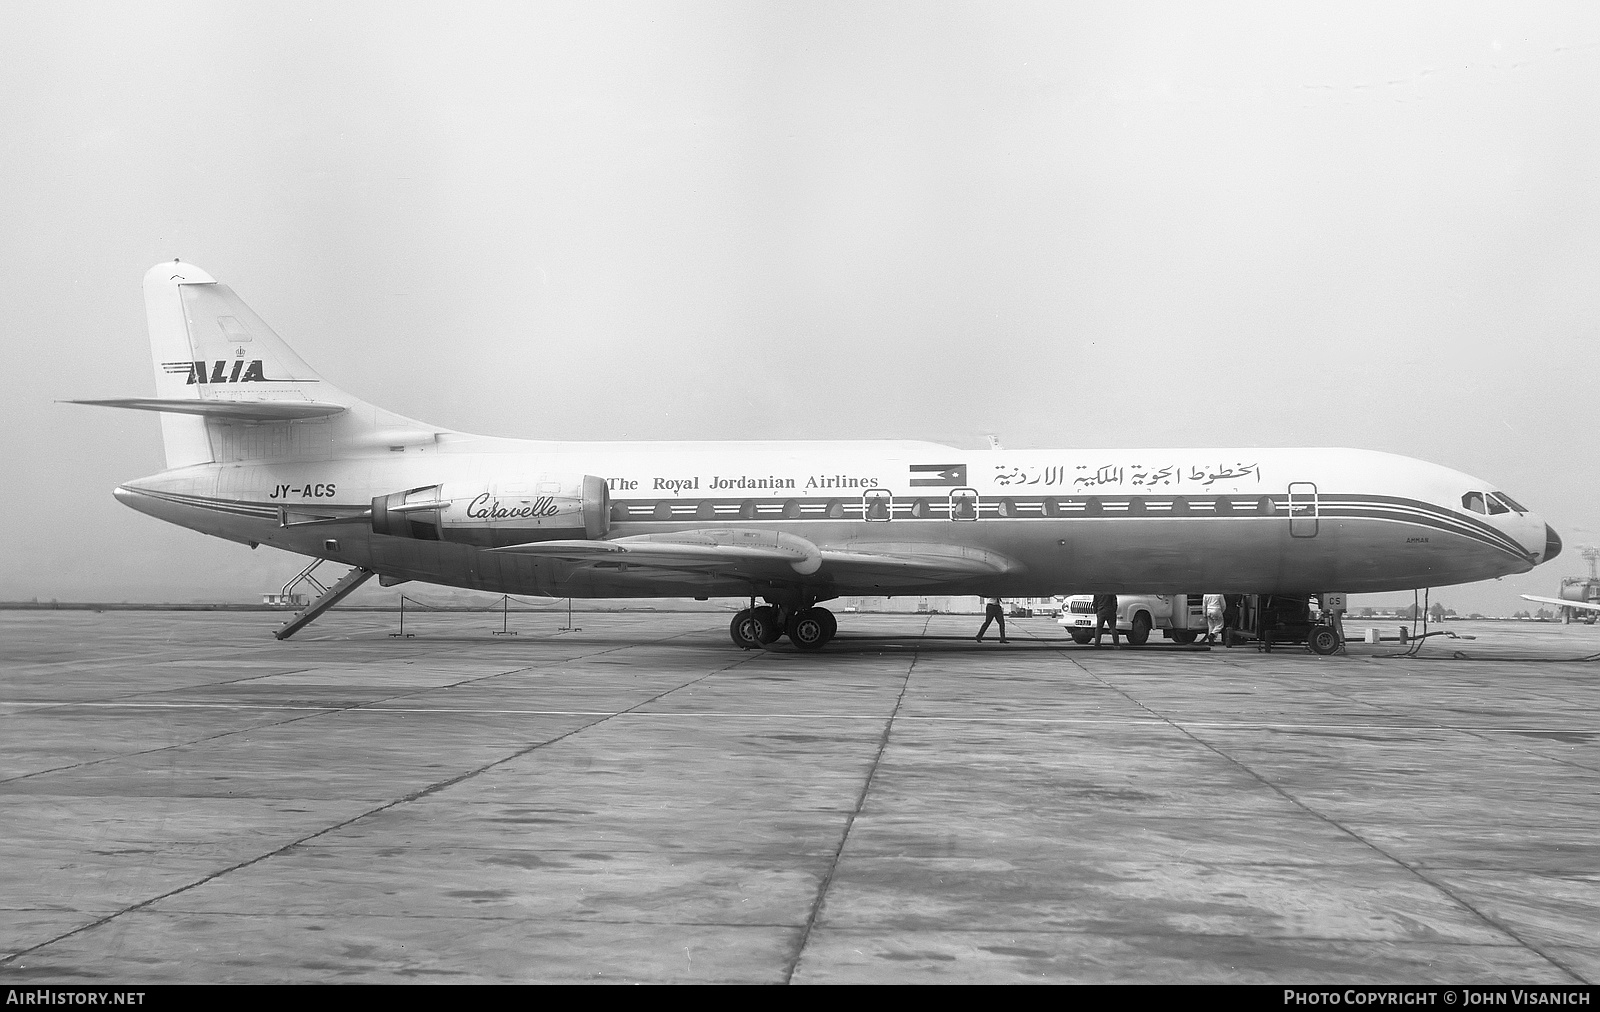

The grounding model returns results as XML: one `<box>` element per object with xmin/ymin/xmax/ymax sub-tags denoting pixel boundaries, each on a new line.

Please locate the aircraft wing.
<box><xmin>1520</xmin><ymin>594</ymin><xmax>1600</xmax><ymax>612</ymax></box>
<box><xmin>817</xmin><ymin>543</ymin><xmax>1013</xmax><ymax>580</ymax></box>
<box><xmin>491</xmin><ymin>529</ymin><xmax>1013</xmax><ymax>586</ymax></box>
<box><xmin>65</xmin><ymin>398</ymin><xmax>347</xmax><ymax>421</ymax></box>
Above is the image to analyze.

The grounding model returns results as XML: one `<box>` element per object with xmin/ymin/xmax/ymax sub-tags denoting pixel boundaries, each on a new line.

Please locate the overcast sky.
<box><xmin>3</xmin><ymin>2</ymin><xmax>1597</xmax><ymax>614</ymax></box>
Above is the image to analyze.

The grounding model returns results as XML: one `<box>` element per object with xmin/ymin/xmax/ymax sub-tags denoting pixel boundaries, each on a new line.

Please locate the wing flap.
<box><xmin>491</xmin><ymin>529</ymin><xmax>1014</xmax><ymax>585</ymax></box>
<box><xmin>66</xmin><ymin>398</ymin><xmax>347</xmax><ymax>421</ymax></box>
<box><xmin>820</xmin><ymin>542</ymin><xmax>1013</xmax><ymax>578</ymax></box>
<box><xmin>491</xmin><ymin>529</ymin><xmax>819</xmax><ymax>578</ymax></box>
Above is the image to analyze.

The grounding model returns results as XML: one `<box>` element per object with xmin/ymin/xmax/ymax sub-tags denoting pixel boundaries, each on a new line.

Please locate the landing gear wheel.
<box><xmin>1127</xmin><ymin>613</ymin><xmax>1152</xmax><ymax>646</ymax></box>
<box><xmin>1070</xmin><ymin>630</ymin><xmax>1092</xmax><ymax>645</ymax></box>
<box><xmin>729</xmin><ymin>609</ymin><xmax>762</xmax><ymax>649</ymax></box>
<box><xmin>1308</xmin><ymin>625</ymin><xmax>1341</xmax><ymax>655</ymax></box>
<box><xmin>788</xmin><ymin>608</ymin><xmax>831</xmax><ymax>651</ymax></box>
<box><xmin>752</xmin><ymin>606</ymin><xmax>783</xmax><ymax>644</ymax></box>
<box><xmin>816</xmin><ymin>608</ymin><xmax>836</xmax><ymax>641</ymax></box>
<box><xmin>1171</xmin><ymin>630</ymin><xmax>1198</xmax><ymax>645</ymax></box>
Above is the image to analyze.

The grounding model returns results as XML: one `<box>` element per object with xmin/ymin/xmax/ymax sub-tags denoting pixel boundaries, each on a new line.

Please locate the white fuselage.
<box><xmin>93</xmin><ymin>261</ymin><xmax>1560</xmax><ymax>621</ymax></box>
<box><xmin>117</xmin><ymin>440</ymin><xmax>1552</xmax><ymax>602</ymax></box>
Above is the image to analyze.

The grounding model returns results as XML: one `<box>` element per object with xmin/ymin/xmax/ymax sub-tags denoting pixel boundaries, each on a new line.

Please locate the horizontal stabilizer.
<box><xmin>65</xmin><ymin>398</ymin><xmax>347</xmax><ymax>421</ymax></box>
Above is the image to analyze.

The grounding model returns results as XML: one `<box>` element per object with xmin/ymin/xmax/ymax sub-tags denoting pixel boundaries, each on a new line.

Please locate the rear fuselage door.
<box><xmin>1288</xmin><ymin>482</ymin><xmax>1318</xmax><ymax>538</ymax></box>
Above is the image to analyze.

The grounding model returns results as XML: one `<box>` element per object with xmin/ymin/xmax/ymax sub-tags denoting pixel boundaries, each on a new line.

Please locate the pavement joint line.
<box><xmin>0</xmin><ymin>646</ymin><xmax>603</xmax><ymax>786</ymax></box>
<box><xmin>1312</xmin><ymin>684</ymin><xmax>1600</xmax><ymax>776</ymax></box>
<box><xmin>1</xmin><ymin>903</ymin><xmax>1562</xmax><ymax>944</ymax></box>
<box><xmin>0</xmin><ymin>666</ymin><xmax>381</xmax><ymax>787</ymax></box>
<box><xmin>14</xmin><ymin>908</ymin><xmax>810</xmax><ymax>929</ymax></box>
<box><xmin>0</xmin><ymin>643</ymin><xmax>315</xmax><ymax>672</ymax></box>
<box><xmin>0</xmin><ymin>617</ymin><xmax>731</xmax><ymax>716</ymax></box>
<box><xmin>0</xmin><ymin>666</ymin><xmax>322</xmax><ymax>718</ymax></box>
<box><xmin>1033</xmin><ymin>636</ymin><xmax>1590</xmax><ymax>984</ymax></box>
<box><xmin>0</xmin><ymin>698</ymin><xmax>1594</xmax><ymax>735</ymax></box>
<box><xmin>0</xmin><ymin>635</ymin><xmax>761</xmax><ymax>970</ymax></box>
<box><xmin>782</xmin><ymin>614</ymin><xmax>929</xmax><ymax>985</ymax></box>
<box><xmin>3</xmin><ymin>615</ymin><xmax>1597</xmax><ymax>981</ymax></box>
<box><xmin>0</xmin><ymin>625</ymin><xmax>733</xmax><ymax>786</ymax></box>
<box><xmin>1164</xmin><ymin>733</ymin><xmax>1591</xmax><ymax>985</ymax></box>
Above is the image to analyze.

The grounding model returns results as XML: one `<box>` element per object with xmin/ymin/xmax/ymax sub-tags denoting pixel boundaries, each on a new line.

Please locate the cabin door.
<box><xmin>1288</xmin><ymin>482</ymin><xmax>1318</xmax><ymax>538</ymax></box>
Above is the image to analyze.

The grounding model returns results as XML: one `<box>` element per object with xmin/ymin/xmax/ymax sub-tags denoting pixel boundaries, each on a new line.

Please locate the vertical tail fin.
<box><xmin>143</xmin><ymin>261</ymin><xmax>215</xmax><ymax>467</ymax></box>
<box><xmin>138</xmin><ymin>261</ymin><xmax>434</xmax><ymax>468</ymax></box>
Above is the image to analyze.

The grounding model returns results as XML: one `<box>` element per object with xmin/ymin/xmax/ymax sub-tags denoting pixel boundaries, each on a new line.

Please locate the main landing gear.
<box><xmin>729</xmin><ymin>604</ymin><xmax>838</xmax><ymax>651</ymax></box>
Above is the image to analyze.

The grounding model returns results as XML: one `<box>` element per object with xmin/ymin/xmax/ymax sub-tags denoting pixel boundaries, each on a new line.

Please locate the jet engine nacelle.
<box><xmin>372</xmin><ymin>475</ymin><xmax>609</xmax><ymax>547</ymax></box>
<box><xmin>1559</xmin><ymin>578</ymin><xmax>1598</xmax><ymax>604</ymax></box>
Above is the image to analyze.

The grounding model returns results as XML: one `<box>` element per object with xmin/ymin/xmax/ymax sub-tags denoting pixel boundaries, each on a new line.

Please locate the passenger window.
<box><xmin>1462</xmin><ymin>492</ymin><xmax>1488</xmax><ymax>515</ymax></box>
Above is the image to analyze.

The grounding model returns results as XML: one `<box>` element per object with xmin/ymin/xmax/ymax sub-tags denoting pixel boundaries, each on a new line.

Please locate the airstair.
<box><xmin>273</xmin><ymin>559</ymin><xmax>375</xmax><ymax>640</ymax></box>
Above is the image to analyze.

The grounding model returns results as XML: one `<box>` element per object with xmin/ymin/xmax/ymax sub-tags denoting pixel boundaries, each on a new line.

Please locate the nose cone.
<box><xmin>1544</xmin><ymin>525</ymin><xmax>1563</xmax><ymax>563</ymax></box>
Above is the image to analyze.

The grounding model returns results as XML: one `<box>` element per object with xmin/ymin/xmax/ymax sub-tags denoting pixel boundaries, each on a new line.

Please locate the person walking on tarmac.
<box><xmin>1203</xmin><ymin>593</ymin><xmax>1225</xmax><ymax>645</ymax></box>
<box><xmin>976</xmin><ymin>596</ymin><xmax>1008</xmax><ymax>643</ymax></box>
<box><xmin>1093</xmin><ymin>593</ymin><xmax>1120</xmax><ymax>646</ymax></box>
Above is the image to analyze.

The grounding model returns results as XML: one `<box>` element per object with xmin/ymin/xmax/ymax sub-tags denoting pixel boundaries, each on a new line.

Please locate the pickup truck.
<box><xmin>1057</xmin><ymin>594</ymin><xmax>1205</xmax><ymax>646</ymax></box>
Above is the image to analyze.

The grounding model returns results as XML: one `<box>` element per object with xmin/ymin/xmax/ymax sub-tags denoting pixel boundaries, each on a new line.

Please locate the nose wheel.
<box><xmin>1307</xmin><ymin>624</ymin><xmax>1342</xmax><ymax>655</ymax></box>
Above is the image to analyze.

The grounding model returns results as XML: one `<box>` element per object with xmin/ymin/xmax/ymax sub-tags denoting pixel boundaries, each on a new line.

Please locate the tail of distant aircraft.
<box><xmin>72</xmin><ymin>261</ymin><xmax>438</xmax><ymax>470</ymax></box>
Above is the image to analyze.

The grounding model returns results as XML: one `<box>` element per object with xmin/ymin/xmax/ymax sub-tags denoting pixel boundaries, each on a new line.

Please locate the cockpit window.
<box><xmin>1486</xmin><ymin>496</ymin><xmax>1509</xmax><ymax>515</ymax></box>
<box><xmin>1462</xmin><ymin>492</ymin><xmax>1488</xmax><ymax>515</ymax></box>
<box><xmin>1492</xmin><ymin>492</ymin><xmax>1528</xmax><ymax>514</ymax></box>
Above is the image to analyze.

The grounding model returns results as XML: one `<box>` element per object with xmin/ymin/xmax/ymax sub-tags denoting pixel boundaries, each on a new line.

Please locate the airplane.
<box><xmin>71</xmin><ymin>261</ymin><xmax>1564</xmax><ymax>651</ymax></box>
<box><xmin>1520</xmin><ymin>595</ymin><xmax>1600</xmax><ymax>619</ymax></box>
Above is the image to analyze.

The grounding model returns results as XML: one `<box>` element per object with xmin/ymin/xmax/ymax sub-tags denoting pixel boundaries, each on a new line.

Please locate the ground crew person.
<box><xmin>976</xmin><ymin>597</ymin><xmax>1008</xmax><ymax>643</ymax></box>
<box><xmin>1203</xmin><ymin>593</ymin><xmax>1225</xmax><ymax>645</ymax></box>
<box><xmin>1093</xmin><ymin>593</ymin><xmax>1120</xmax><ymax>646</ymax></box>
